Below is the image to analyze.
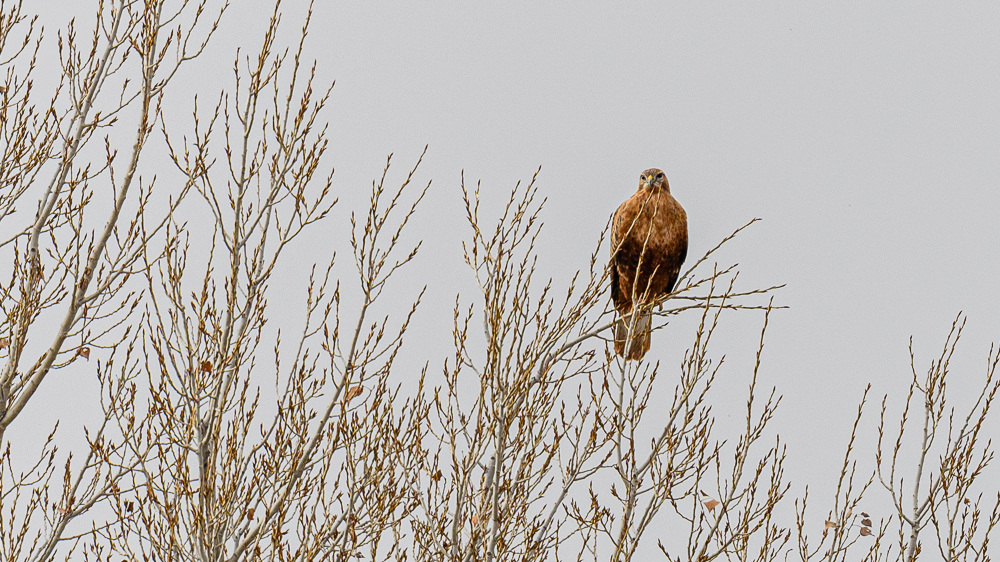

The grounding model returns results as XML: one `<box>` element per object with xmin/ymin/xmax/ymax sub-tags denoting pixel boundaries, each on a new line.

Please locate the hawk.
<box><xmin>610</xmin><ymin>168</ymin><xmax>688</xmax><ymax>360</ymax></box>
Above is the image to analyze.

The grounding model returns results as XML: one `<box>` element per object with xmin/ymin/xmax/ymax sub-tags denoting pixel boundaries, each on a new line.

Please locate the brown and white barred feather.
<box><xmin>614</xmin><ymin>307</ymin><xmax>652</xmax><ymax>360</ymax></box>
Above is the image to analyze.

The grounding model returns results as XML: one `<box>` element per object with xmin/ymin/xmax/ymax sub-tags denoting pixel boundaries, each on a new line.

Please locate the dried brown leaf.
<box><xmin>78</xmin><ymin>347</ymin><xmax>90</xmax><ymax>360</ymax></box>
<box><xmin>345</xmin><ymin>385</ymin><xmax>363</xmax><ymax>403</ymax></box>
<box><xmin>704</xmin><ymin>499</ymin><xmax>720</xmax><ymax>511</ymax></box>
<box><xmin>824</xmin><ymin>520</ymin><xmax>837</xmax><ymax>529</ymax></box>
<box><xmin>860</xmin><ymin>527</ymin><xmax>872</xmax><ymax>537</ymax></box>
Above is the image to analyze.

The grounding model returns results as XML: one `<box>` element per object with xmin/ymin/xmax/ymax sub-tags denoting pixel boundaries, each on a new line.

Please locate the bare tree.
<box><xmin>1</xmin><ymin>0</ymin><xmax>223</xmax><ymax>558</ymax></box>
<box><xmin>788</xmin><ymin>315</ymin><xmax>1000</xmax><ymax>562</ymax></box>
<box><xmin>406</xmin><ymin>172</ymin><xmax>786</xmax><ymax>561</ymax></box>
<box><xmin>875</xmin><ymin>316</ymin><xmax>1000</xmax><ymax>562</ymax></box>
<box><xmin>1</xmin><ymin>1</ymin><xmax>998</xmax><ymax>561</ymax></box>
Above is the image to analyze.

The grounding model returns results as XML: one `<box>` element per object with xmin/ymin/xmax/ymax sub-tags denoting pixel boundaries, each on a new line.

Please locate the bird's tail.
<box><xmin>614</xmin><ymin>307</ymin><xmax>651</xmax><ymax>360</ymax></box>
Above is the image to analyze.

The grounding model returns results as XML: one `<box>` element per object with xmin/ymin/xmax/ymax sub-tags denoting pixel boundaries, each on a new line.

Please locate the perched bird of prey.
<box><xmin>610</xmin><ymin>168</ymin><xmax>688</xmax><ymax>360</ymax></box>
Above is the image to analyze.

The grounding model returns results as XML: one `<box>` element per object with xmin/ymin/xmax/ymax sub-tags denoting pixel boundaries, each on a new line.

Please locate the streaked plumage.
<box><xmin>610</xmin><ymin>168</ymin><xmax>688</xmax><ymax>360</ymax></box>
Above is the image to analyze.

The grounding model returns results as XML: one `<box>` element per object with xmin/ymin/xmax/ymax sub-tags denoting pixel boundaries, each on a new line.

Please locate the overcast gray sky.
<box><xmin>28</xmin><ymin>0</ymin><xmax>1000</xmax><ymax>553</ymax></box>
<box><xmin>290</xmin><ymin>0</ymin><xmax>1000</xmax><ymax>484</ymax></box>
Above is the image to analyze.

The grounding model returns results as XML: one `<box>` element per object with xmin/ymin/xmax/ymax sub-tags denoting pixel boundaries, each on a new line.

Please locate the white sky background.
<box><xmin>22</xmin><ymin>0</ymin><xmax>1000</xmax><ymax>555</ymax></box>
<box><xmin>295</xmin><ymin>0</ymin><xmax>1000</xmax><ymax>508</ymax></box>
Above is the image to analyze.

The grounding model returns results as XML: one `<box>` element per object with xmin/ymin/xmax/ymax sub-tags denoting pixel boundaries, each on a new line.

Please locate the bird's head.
<box><xmin>640</xmin><ymin>168</ymin><xmax>669</xmax><ymax>191</ymax></box>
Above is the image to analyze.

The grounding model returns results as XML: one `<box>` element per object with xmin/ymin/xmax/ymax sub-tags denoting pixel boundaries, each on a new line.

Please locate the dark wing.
<box><xmin>663</xmin><ymin>205</ymin><xmax>689</xmax><ymax>294</ymax></box>
<box><xmin>609</xmin><ymin>203</ymin><xmax>629</xmax><ymax>312</ymax></box>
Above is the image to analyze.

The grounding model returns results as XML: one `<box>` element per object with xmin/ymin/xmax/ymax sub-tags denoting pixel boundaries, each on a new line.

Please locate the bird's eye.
<box><xmin>656</xmin><ymin>172</ymin><xmax>664</xmax><ymax>179</ymax></box>
<box><xmin>640</xmin><ymin>174</ymin><xmax>646</xmax><ymax>181</ymax></box>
